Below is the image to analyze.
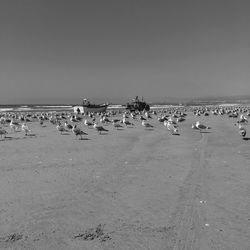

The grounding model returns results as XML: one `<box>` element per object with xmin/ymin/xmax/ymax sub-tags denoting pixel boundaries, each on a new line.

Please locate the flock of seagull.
<box><xmin>0</xmin><ymin>105</ymin><xmax>249</xmax><ymax>140</ymax></box>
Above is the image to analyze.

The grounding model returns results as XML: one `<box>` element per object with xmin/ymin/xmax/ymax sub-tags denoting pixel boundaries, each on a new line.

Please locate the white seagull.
<box><xmin>10</xmin><ymin>120</ymin><xmax>21</xmax><ymax>132</ymax></box>
<box><xmin>21</xmin><ymin>123</ymin><xmax>31</xmax><ymax>136</ymax></box>
<box><xmin>122</xmin><ymin>118</ymin><xmax>134</xmax><ymax>127</ymax></box>
<box><xmin>238</xmin><ymin>114</ymin><xmax>248</xmax><ymax>124</ymax></box>
<box><xmin>166</xmin><ymin>121</ymin><xmax>179</xmax><ymax>135</ymax></box>
<box><xmin>141</xmin><ymin>120</ymin><xmax>154</xmax><ymax>129</ymax></box>
<box><xmin>84</xmin><ymin>119</ymin><xmax>94</xmax><ymax>128</ymax></box>
<box><xmin>0</xmin><ymin>128</ymin><xmax>8</xmax><ymax>139</ymax></box>
<box><xmin>236</xmin><ymin>124</ymin><xmax>247</xmax><ymax>138</ymax></box>
<box><xmin>195</xmin><ymin>121</ymin><xmax>211</xmax><ymax>132</ymax></box>
<box><xmin>56</xmin><ymin>122</ymin><xmax>68</xmax><ymax>134</ymax></box>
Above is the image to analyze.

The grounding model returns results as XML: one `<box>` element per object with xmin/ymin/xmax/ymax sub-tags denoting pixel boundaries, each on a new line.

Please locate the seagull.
<box><xmin>235</xmin><ymin>124</ymin><xmax>247</xmax><ymax>138</ymax></box>
<box><xmin>237</xmin><ymin>114</ymin><xmax>248</xmax><ymax>124</ymax></box>
<box><xmin>113</xmin><ymin>121</ymin><xmax>123</xmax><ymax>130</ymax></box>
<box><xmin>72</xmin><ymin>125</ymin><xmax>88</xmax><ymax>139</ymax></box>
<box><xmin>145</xmin><ymin>112</ymin><xmax>152</xmax><ymax>119</ymax></box>
<box><xmin>0</xmin><ymin>128</ymin><xmax>8</xmax><ymax>139</ymax></box>
<box><xmin>166</xmin><ymin>121</ymin><xmax>179</xmax><ymax>135</ymax></box>
<box><xmin>195</xmin><ymin>121</ymin><xmax>211</xmax><ymax>132</ymax></box>
<box><xmin>111</xmin><ymin>119</ymin><xmax>120</xmax><ymax>124</ymax></box>
<box><xmin>141</xmin><ymin>120</ymin><xmax>154</xmax><ymax>129</ymax></box>
<box><xmin>168</xmin><ymin>116</ymin><xmax>177</xmax><ymax>124</ymax></box>
<box><xmin>122</xmin><ymin>118</ymin><xmax>134</xmax><ymax>127</ymax></box>
<box><xmin>56</xmin><ymin>122</ymin><xmax>68</xmax><ymax>134</ymax></box>
<box><xmin>100</xmin><ymin>116</ymin><xmax>111</xmax><ymax>123</ymax></box>
<box><xmin>9</xmin><ymin>120</ymin><xmax>21</xmax><ymax>132</ymax></box>
<box><xmin>158</xmin><ymin>117</ymin><xmax>166</xmax><ymax>123</ymax></box>
<box><xmin>64</xmin><ymin>121</ymin><xmax>73</xmax><ymax>130</ymax></box>
<box><xmin>84</xmin><ymin>119</ymin><xmax>94</xmax><ymax>128</ymax></box>
<box><xmin>176</xmin><ymin>117</ymin><xmax>185</xmax><ymax>122</ymax></box>
<box><xmin>75</xmin><ymin>116</ymin><xmax>82</xmax><ymax>122</ymax></box>
<box><xmin>140</xmin><ymin>116</ymin><xmax>147</xmax><ymax>121</ymax></box>
<box><xmin>38</xmin><ymin>117</ymin><xmax>45</xmax><ymax>126</ymax></box>
<box><xmin>239</xmin><ymin>127</ymin><xmax>247</xmax><ymax>137</ymax></box>
<box><xmin>93</xmin><ymin>123</ymin><xmax>109</xmax><ymax>134</ymax></box>
<box><xmin>163</xmin><ymin>120</ymin><xmax>169</xmax><ymax>127</ymax></box>
<box><xmin>70</xmin><ymin>115</ymin><xmax>78</xmax><ymax>122</ymax></box>
<box><xmin>21</xmin><ymin>123</ymin><xmax>31</xmax><ymax>136</ymax></box>
<box><xmin>0</xmin><ymin>117</ymin><xmax>6</xmax><ymax>125</ymax></box>
<box><xmin>191</xmin><ymin>123</ymin><xmax>199</xmax><ymax>130</ymax></box>
<box><xmin>130</xmin><ymin>113</ymin><xmax>136</xmax><ymax>119</ymax></box>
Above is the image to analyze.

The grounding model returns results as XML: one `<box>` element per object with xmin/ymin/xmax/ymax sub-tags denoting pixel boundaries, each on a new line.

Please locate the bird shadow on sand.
<box><xmin>242</xmin><ymin>137</ymin><xmax>250</xmax><ymax>141</ymax></box>
<box><xmin>200</xmin><ymin>131</ymin><xmax>212</xmax><ymax>134</ymax></box>
<box><xmin>1</xmin><ymin>135</ymin><xmax>36</xmax><ymax>141</ymax></box>
<box><xmin>78</xmin><ymin>138</ymin><xmax>90</xmax><ymax>140</ymax></box>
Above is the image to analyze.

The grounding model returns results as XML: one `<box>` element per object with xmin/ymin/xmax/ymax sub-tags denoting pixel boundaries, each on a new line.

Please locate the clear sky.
<box><xmin>0</xmin><ymin>0</ymin><xmax>249</xmax><ymax>104</ymax></box>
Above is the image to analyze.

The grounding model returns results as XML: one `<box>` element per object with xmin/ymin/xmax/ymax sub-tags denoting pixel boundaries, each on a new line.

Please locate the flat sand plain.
<box><xmin>0</xmin><ymin>111</ymin><xmax>249</xmax><ymax>250</ymax></box>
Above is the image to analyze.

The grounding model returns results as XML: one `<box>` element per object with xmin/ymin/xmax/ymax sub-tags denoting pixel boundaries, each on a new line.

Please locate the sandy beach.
<box><xmin>0</xmin><ymin>109</ymin><xmax>250</xmax><ymax>250</ymax></box>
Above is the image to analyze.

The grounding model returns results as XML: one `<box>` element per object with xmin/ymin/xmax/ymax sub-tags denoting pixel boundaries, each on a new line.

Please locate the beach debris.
<box><xmin>73</xmin><ymin>224</ymin><xmax>111</xmax><ymax>242</ymax></box>
<box><xmin>199</xmin><ymin>200</ymin><xmax>207</xmax><ymax>204</ymax></box>
<box><xmin>0</xmin><ymin>233</ymin><xmax>23</xmax><ymax>243</ymax></box>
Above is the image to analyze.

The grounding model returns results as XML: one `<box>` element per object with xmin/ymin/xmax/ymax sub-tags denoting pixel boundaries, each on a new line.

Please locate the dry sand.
<box><xmin>0</xmin><ymin>112</ymin><xmax>250</xmax><ymax>250</ymax></box>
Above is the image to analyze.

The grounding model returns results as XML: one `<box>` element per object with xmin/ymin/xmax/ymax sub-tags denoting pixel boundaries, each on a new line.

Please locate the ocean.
<box><xmin>0</xmin><ymin>101</ymin><xmax>249</xmax><ymax>113</ymax></box>
<box><xmin>0</xmin><ymin>104</ymin><xmax>74</xmax><ymax>113</ymax></box>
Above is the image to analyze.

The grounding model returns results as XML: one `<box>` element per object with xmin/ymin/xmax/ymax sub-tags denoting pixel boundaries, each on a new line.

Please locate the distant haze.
<box><xmin>0</xmin><ymin>0</ymin><xmax>249</xmax><ymax>104</ymax></box>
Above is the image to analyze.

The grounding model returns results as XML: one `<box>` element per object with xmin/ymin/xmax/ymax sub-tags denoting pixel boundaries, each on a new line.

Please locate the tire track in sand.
<box><xmin>165</xmin><ymin>132</ymin><xmax>216</xmax><ymax>250</ymax></box>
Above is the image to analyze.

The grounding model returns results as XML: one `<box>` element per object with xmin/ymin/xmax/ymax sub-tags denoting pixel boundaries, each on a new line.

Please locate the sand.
<box><xmin>0</xmin><ymin>111</ymin><xmax>249</xmax><ymax>250</ymax></box>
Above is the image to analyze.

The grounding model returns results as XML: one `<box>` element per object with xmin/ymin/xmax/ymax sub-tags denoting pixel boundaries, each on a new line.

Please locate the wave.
<box><xmin>35</xmin><ymin>105</ymin><xmax>73</xmax><ymax>108</ymax></box>
<box><xmin>0</xmin><ymin>105</ymin><xmax>73</xmax><ymax>113</ymax></box>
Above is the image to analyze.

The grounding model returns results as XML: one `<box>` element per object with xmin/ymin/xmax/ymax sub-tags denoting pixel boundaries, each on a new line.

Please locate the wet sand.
<box><xmin>0</xmin><ymin>111</ymin><xmax>250</xmax><ymax>250</ymax></box>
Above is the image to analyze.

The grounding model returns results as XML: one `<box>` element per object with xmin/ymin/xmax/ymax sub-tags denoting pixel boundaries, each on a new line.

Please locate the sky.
<box><xmin>0</xmin><ymin>0</ymin><xmax>249</xmax><ymax>104</ymax></box>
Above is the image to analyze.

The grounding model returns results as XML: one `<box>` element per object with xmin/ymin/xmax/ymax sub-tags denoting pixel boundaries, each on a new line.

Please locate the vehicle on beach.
<box><xmin>126</xmin><ymin>96</ymin><xmax>150</xmax><ymax>112</ymax></box>
<box><xmin>73</xmin><ymin>98</ymin><xmax>109</xmax><ymax>114</ymax></box>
